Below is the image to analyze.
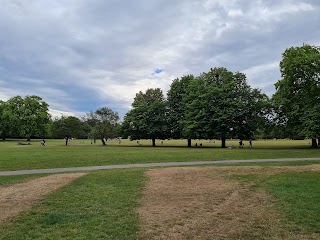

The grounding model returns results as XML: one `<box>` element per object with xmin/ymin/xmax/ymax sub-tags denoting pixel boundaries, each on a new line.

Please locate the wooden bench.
<box><xmin>17</xmin><ymin>141</ymin><xmax>31</xmax><ymax>145</ymax></box>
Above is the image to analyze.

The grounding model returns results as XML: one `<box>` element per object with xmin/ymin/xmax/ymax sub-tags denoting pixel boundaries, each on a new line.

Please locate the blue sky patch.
<box><xmin>152</xmin><ymin>68</ymin><xmax>165</xmax><ymax>76</ymax></box>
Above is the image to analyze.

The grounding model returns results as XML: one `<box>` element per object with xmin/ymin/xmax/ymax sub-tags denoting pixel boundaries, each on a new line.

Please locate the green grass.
<box><xmin>262</xmin><ymin>173</ymin><xmax>320</xmax><ymax>232</ymax></box>
<box><xmin>0</xmin><ymin>139</ymin><xmax>319</xmax><ymax>171</ymax></box>
<box><xmin>0</xmin><ymin>174</ymin><xmax>48</xmax><ymax>186</ymax></box>
<box><xmin>235</xmin><ymin>171</ymin><xmax>320</xmax><ymax>233</ymax></box>
<box><xmin>2</xmin><ymin>160</ymin><xmax>320</xmax><ymax>238</ymax></box>
<box><xmin>0</xmin><ymin>169</ymin><xmax>146</xmax><ymax>240</ymax></box>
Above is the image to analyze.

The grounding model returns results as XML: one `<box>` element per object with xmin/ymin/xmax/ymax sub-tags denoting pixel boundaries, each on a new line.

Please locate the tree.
<box><xmin>51</xmin><ymin>116</ymin><xmax>84</xmax><ymax>139</ymax></box>
<box><xmin>273</xmin><ymin>44</ymin><xmax>320</xmax><ymax>147</ymax></box>
<box><xmin>182</xmin><ymin>67</ymin><xmax>268</xmax><ymax>148</ymax></box>
<box><xmin>3</xmin><ymin>96</ymin><xmax>50</xmax><ymax>140</ymax></box>
<box><xmin>122</xmin><ymin>88</ymin><xmax>167</xmax><ymax>147</ymax></box>
<box><xmin>0</xmin><ymin>100</ymin><xmax>9</xmax><ymax>140</ymax></box>
<box><xmin>82</xmin><ymin>107</ymin><xmax>120</xmax><ymax>145</ymax></box>
<box><xmin>167</xmin><ymin>75</ymin><xmax>194</xmax><ymax>147</ymax></box>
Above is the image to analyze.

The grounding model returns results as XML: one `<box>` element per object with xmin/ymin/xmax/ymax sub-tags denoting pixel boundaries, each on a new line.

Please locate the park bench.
<box><xmin>17</xmin><ymin>141</ymin><xmax>31</xmax><ymax>145</ymax></box>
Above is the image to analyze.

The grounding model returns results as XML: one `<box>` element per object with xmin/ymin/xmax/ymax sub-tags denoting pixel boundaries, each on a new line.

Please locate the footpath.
<box><xmin>1</xmin><ymin>158</ymin><xmax>320</xmax><ymax>176</ymax></box>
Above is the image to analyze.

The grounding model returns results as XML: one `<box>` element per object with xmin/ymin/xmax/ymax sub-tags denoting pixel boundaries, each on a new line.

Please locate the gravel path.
<box><xmin>1</xmin><ymin>158</ymin><xmax>320</xmax><ymax>176</ymax></box>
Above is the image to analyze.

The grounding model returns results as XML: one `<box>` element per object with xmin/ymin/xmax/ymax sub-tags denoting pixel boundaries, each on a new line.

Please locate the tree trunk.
<box><xmin>152</xmin><ymin>138</ymin><xmax>156</xmax><ymax>147</ymax></box>
<box><xmin>311</xmin><ymin>138</ymin><xmax>317</xmax><ymax>148</ymax></box>
<box><xmin>221</xmin><ymin>137</ymin><xmax>226</xmax><ymax>148</ymax></box>
<box><xmin>101</xmin><ymin>138</ymin><xmax>106</xmax><ymax>145</ymax></box>
<box><xmin>187</xmin><ymin>139</ymin><xmax>192</xmax><ymax>148</ymax></box>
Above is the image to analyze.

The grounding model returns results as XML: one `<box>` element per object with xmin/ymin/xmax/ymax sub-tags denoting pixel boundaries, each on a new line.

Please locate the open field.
<box><xmin>0</xmin><ymin>173</ymin><xmax>86</xmax><ymax>222</ymax></box>
<box><xmin>1</xmin><ymin>138</ymin><xmax>317</xmax><ymax>148</ymax></box>
<box><xmin>1</xmin><ymin>165</ymin><xmax>320</xmax><ymax>239</ymax></box>
<box><xmin>138</xmin><ymin>165</ymin><xmax>320</xmax><ymax>239</ymax></box>
<box><xmin>0</xmin><ymin>139</ymin><xmax>320</xmax><ymax>239</ymax></box>
<box><xmin>0</xmin><ymin>139</ymin><xmax>319</xmax><ymax>171</ymax></box>
<box><xmin>0</xmin><ymin>169</ymin><xmax>145</xmax><ymax>240</ymax></box>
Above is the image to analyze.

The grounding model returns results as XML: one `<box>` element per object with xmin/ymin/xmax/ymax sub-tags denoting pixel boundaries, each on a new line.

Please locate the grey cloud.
<box><xmin>0</xmin><ymin>0</ymin><xmax>319</xmax><ymax>118</ymax></box>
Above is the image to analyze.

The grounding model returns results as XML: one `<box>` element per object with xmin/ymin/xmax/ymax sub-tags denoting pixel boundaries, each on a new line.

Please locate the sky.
<box><xmin>1</xmin><ymin>0</ymin><xmax>319</xmax><ymax>119</ymax></box>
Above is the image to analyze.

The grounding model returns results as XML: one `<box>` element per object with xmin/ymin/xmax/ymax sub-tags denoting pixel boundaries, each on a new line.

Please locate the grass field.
<box><xmin>1</xmin><ymin>165</ymin><xmax>320</xmax><ymax>239</ymax></box>
<box><xmin>234</xmin><ymin>169</ymin><xmax>320</xmax><ymax>234</ymax></box>
<box><xmin>0</xmin><ymin>138</ymin><xmax>319</xmax><ymax>171</ymax></box>
<box><xmin>0</xmin><ymin>139</ymin><xmax>320</xmax><ymax>239</ymax></box>
<box><xmin>0</xmin><ymin>169</ymin><xmax>145</xmax><ymax>240</ymax></box>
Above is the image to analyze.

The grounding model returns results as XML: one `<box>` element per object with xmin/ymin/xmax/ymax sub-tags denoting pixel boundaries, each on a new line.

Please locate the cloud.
<box><xmin>242</xmin><ymin>62</ymin><xmax>280</xmax><ymax>95</ymax></box>
<box><xmin>49</xmin><ymin>109</ymin><xmax>76</xmax><ymax>119</ymax></box>
<box><xmin>0</xmin><ymin>0</ymin><xmax>319</xmax><ymax>118</ymax></box>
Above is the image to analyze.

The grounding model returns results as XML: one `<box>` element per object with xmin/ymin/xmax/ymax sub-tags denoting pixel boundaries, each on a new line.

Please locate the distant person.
<box><xmin>40</xmin><ymin>139</ymin><xmax>45</xmax><ymax>147</ymax></box>
<box><xmin>65</xmin><ymin>136</ymin><xmax>68</xmax><ymax>146</ymax></box>
<box><xmin>249</xmin><ymin>140</ymin><xmax>252</xmax><ymax>148</ymax></box>
<box><xmin>239</xmin><ymin>140</ymin><xmax>243</xmax><ymax>148</ymax></box>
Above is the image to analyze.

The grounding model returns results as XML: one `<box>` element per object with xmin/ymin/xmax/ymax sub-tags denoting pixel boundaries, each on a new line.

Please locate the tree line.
<box><xmin>122</xmin><ymin>70</ymin><xmax>268</xmax><ymax>148</ymax></box>
<box><xmin>0</xmin><ymin>99</ymin><xmax>121</xmax><ymax>145</ymax></box>
<box><xmin>0</xmin><ymin>44</ymin><xmax>319</xmax><ymax>147</ymax></box>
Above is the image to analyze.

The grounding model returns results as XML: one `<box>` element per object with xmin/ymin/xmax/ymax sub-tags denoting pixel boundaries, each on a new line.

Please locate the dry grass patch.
<box><xmin>138</xmin><ymin>165</ymin><xmax>320</xmax><ymax>240</ymax></box>
<box><xmin>0</xmin><ymin>173</ymin><xmax>86</xmax><ymax>223</ymax></box>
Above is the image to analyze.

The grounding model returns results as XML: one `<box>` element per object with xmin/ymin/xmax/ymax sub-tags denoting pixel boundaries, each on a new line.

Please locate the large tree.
<box><xmin>51</xmin><ymin>116</ymin><xmax>84</xmax><ymax>139</ymax></box>
<box><xmin>122</xmin><ymin>88</ymin><xmax>167</xmax><ymax>146</ymax></box>
<box><xmin>2</xmin><ymin>96</ymin><xmax>50</xmax><ymax>140</ymax></box>
<box><xmin>167</xmin><ymin>75</ymin><xmax>194</xmax><ymax>147</ymax></box>
<box><xmin>273</xmin><ymin>44</ymin><xmax>320</xmax><ymax>147</ymax></box>
<box><xmin>82</xmin><ymin>107</ymin><xmax>120</xmax><ymax>145</ymax></box>
<box><xmin>183</xmin><ymin>67</ymin><xmax>268</xmax><ymax>148</ymax></box>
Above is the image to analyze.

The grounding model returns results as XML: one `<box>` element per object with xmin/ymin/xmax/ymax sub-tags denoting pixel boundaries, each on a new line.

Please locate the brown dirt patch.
<box><xmin>0</xmin><ymin>173</ymin><xmax>86</xmax><ymax>222</ymax></box>
<box><xmin>137</xmin><ymin>165</ymin><xmax>320</xmax><ymax>240</ymax></box>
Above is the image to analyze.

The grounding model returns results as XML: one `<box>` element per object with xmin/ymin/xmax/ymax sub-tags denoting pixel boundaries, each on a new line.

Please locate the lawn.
<box><xmin>1</xmin><ymin>165</ymin><xmax>320</xmax><ymax>239</ymax></box>
<box><xmin>0</xmin><ymin>174</ymin><xmax>48</xmax><ymax>186</ymax></box>
<box><xmin>0</xmin><ymin>169</ymin><xmax>146</xmax><ymax>240</ymax></box>
<box><xmin>0</xmin><ymin>139</ymin><xmax>319</xmax><ymax>171</ymax></box>
<box><xmin>233</xmin><ymin>169</ymin><xmax>320</xmax><ymax>234</ymax></box>
<box><xmin>0</xmin><ymin>138</ymin><xmax>320</xmax><ymax>238</ymax></box>
<box><xmin>255</xmin><ymin>172</ymin><xmax>320</xmax><ymax>233</ymax></box>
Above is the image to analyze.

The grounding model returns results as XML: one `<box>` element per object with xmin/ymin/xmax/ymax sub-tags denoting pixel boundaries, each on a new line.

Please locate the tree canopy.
<box><xmin>122</xmin><ymin>88</ymin><xmax>167</xmax><ymax>146</ymax></box>
<box><xmin>167</xmin><ymin>75</ymin><xmax>194</xmax><ymax>146</ymax></box>
<box><xmin>51</xmin><ymin>116</ymin><xmax>85</xmax><ymax>139</ymax></box>
<box><xmin>182</xmin><ymin>67</ymin><xmax>268</xmax><ymax>148</ymax></box>
<box><xmin>82</xmin><ymin>107</ymin><xmax>120</xmax><ymax>145</ymax></box>
<box><xmin>273</xmin><ymin>44</ymin><xmax>320</xmax><ymax>147</ymax></box>
<box><xmin>0</xmin><ymin>95</ymin><xmax>50</xmax><ymax>140</ymax></box>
